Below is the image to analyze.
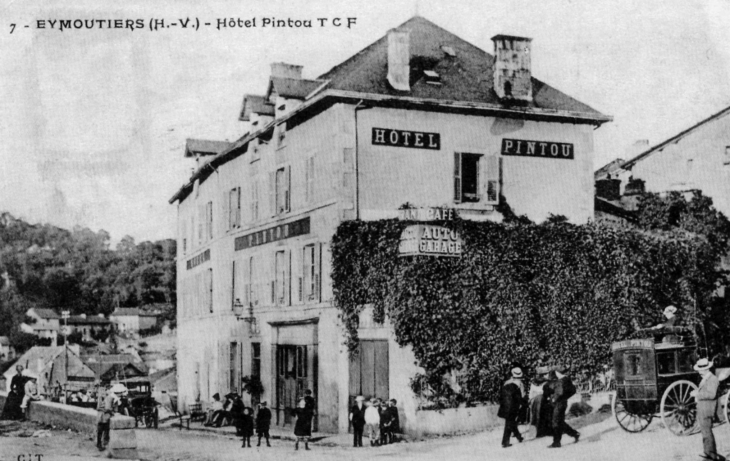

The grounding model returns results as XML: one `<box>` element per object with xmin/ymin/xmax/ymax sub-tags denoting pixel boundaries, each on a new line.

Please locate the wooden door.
<box><xmin>348</xmin><ymin>340</ymin><xmax>389</xmax><ymax>430</ymax></box>
<box><xmin>276</xmin><ymin>345</ymin><xmax>312</xmax><ymax>426</ymax></box>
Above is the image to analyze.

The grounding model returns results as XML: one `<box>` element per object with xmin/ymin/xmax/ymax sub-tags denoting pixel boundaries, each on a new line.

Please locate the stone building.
<box><xmin>170</xmin><ymin>16</ymin><xmax>610</xmax><ymax>434</ymax></box>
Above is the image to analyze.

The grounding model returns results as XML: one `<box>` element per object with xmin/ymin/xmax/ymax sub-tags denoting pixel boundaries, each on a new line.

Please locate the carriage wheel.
<box><xmin>612</xmin><ymin>394</ymin><xmax>653</xmax><ymax>432</ymax></box>
<box><xmin>660</xmin><ymin>380</ymin><xmax>698</xmax><ymax>436</ymax></box>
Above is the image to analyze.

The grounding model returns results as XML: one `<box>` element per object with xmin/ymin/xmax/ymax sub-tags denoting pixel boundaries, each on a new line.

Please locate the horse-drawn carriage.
<box><xmin>118</xmin><ymin>378</ymin><xmax>159</xmax><ymax>429</ymax></box>
<box><xmin>611</xmin><ymin>329</ymin><xmax>730</xmax><ymax>435</ymax></box>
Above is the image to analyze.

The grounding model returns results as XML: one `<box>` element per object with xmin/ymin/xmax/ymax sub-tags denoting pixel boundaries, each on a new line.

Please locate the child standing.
<box><xmin>364</xmin><ymin>398</ymin><xmax>381</xmax><ymax>446</ymax></box>
<box><xmin>294</xmin><ymin>399</ymin><xmax>314</xmax><ymax>451</ymax></box>
<box><xmin>256</xmin><ymin>401</ymin><xmax>272</xmax><ymax>447</ymax></box>
<box><xmin>240</xmin><ymin>407</ymin><xmax>254</xmax><ymax>448</ymax></box>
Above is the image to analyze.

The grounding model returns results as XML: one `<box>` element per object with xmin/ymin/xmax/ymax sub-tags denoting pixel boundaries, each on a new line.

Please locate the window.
<box><xmin>251</xmin><ymin>181</ymin><xmax>260</xmax><ymax>222</ymax></box>
<box><xmin>725</xmin><ymin>146</ymin><xmax>730</xmax><ymax>165</ymax></box>
<box><xmin>454</xmin><ymin>153</ymin><xmax>499</xmax><ymax>204</ymax></box>
<box><xmin>207</xmin><ymin>268</ymin><xmax>213</xmax><ymax>313</ymax></box>
<box><xmin>206</xmin><ymin>201</ymin><xmax>213</xmax><ymax>240</ymax></box>
<box><xmin>229</xmin><ymin>187</ymin><xmax>241</xmax><ymax>230</ymax></box>
<box><xmin>277</xmin><ymin>122</ymin><xmax>287</xmax><ymax>148</ymax></box>
<box><xmin>229</xmin><ymin>341</ymin><xmax>239</xmax><ymax>393</ymax></box>
<box><xmin>246</xmin><ymin>256</ymin><xmax>255</xmax><ymax>306</ymax></box>
<box><xmin>305</xmin><ymin>156</ymin><xmax>315</xmax><ymax>203</ymax></box>
<box><xmin>275</xmin><ymin>250</ymin><xmax>289</xmax><ymax>306</ymax></box>
<box><xmin>625</xmin><ymin>353</ymin><xmax>643</xmax><ymax>376</ymax></box>
<box><xmin>303</xmin><ymin>244</ymin><xmax>320</xmax><ymax>302</ymax></box>
<box><xmin>231</xmin><ymin>261</ymin><xmax>237</xmax><ymax>310</ymax></box>
<box><xmin>657</xmin><ymin>352</ymin><xmax>675</xmax><ymax>375</ymax></box>
<box><xmin>275</xmin><ymin>167</ymin><xmax>291</xmax><ymax>214</ymax></box>
<box><xmin>251</xmin><ymin>343</ymin><xmax>261</xmax><ymax>378</ymax></box>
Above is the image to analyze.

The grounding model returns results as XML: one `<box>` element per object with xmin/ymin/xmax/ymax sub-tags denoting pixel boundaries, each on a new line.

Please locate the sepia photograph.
<box><xmin>1</xmin><ymin>0</ymin><xmax>729</xmax><ymax>460</ymax></box>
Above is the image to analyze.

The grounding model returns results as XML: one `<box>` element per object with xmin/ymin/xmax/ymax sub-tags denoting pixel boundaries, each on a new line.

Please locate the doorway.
<box><xmin>348</xmin><ymin>340</ymin><xmax>389</xmax><ymax>430</ymax></box>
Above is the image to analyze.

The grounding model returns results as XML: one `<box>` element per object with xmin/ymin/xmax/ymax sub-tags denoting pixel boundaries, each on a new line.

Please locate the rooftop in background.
<box><xmin>111</xmin><ymin>307</ymin><xmax>162</xmax><ymax>317</ymax></box>
<box><xmin>30</xmin><ymin>308</ymin><xmax>60</xmax><ymax>320</ymax></box>
<box><xmin>67</xmin><ymin>314</ymin><xmax>111</xmax><ymax>325</ymax></box>
<box><xmin>184</xmin><ymin>139</ymin><xmax>231</xmax><ymax>158</ymax></box>
<box><xmin>239</xmin><ymin>94</ymin><xmax>275</xmax><ymax>121</ymax></box>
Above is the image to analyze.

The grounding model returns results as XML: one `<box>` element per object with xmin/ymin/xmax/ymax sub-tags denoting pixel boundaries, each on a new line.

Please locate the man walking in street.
<box><xmin>691</xmin><ymin>358</ymin><xmax>725</xmax><ymax>461</ymax></box>
<box><xmin>349</xmin><ymin>395</ymin><xmax>366</xmax><ymax>447</ymax></box>
<box><xmin>97</xmin><ymin>383</ymin><xmax>125</xmax><ymax>451</ymax></box>
<box><xmin>545</xmin><ymin>367</ymin><xmax>579</xmax><ymax>448</ymax></box>
<box><xmin>498</xmin><ymin>366</ymin><xmax>525</xmax><ymax>448</ymax></box>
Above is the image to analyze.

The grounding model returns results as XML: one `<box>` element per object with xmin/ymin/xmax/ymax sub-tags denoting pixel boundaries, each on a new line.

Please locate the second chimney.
<box><xmin>387</xmin><ymin>29</ymin><xmax>410</xmax><ymax>92</ymax></box>
<box><xmin>270</xmin><ymin>62</ymin><xmax>303</xmax><ymax>80</ymax></box>
<box><xmin>491</xmin><ymin>34</ymin><xmax>533</xmax><ymax>101</ymax></box>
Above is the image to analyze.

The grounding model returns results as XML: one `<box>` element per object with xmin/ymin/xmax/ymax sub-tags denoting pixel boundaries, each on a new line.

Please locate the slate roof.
<box><xmin>67</xmin><ymin>315</ymin><xmax>111</xmax><ymax>325</ymax></box>
<box><xmin>31</xmin><ymin>308</ymin><xmax>60</xmax><ymax>320</ymax></box>
<box><xmin>82</xmin><ymin>354</ymin><xmax>148</xmax><ymax>380</ymax></box>
<box><xmin>239</xmin><ymin>94</ymin><xmax>275</xmax><ymax>121</ymax></box>
<box><xmin>316</xmin><ymin>16</ymin><xmax>606</xmax><ymax>117</ymax></box>
<box><xmin>268</xmin><ymin>77</ymin><xmax>326</xmax><ymax>100</ymax></box>
<box><xmin>623</xmin><ymin>105</ymin><xmax>730</xmax><ymax>169</ymax></box>
<box><xmin>184</xmin><ymin>139</ymin><xmax>230</xmax><ymax>158</ymax></box>
<box><xmin>6</xmin><ymin>346</ymin><xmax>95</xmax><ymax>380</ymax></box>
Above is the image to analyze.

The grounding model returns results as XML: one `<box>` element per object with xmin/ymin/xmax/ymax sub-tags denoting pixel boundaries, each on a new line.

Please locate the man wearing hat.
<box><xmin>96</xmin><ymin>383</ymin><xmax>125</xmax><ymax>451</ymax></box>
<box><xmin>498</xmin><ymin>367</ymin><xmax>525</xmax><ymax>448</ymax></box>
<box><xmin>349</xmin><ymin>395</ymin><xmax>366</xmax><ymax>447</ymax></box>
<box><xmin>20</xmin><ymin>371</ymin><xmax>42</xmax><ymax>418</ymax></box>
<box><xmin>544</xmin><ymin>366</ymin><xmax>579</xmax><ymax>448</ymax></box>
<box><xmin>691</xmin><ymin>358</ymin><xmax>723</xmax><ymax>461</ymax></box>
<box><xmin>651</xmin><ymin>305</ymin><xmax>678</xmax><ymax>330</ymax></box>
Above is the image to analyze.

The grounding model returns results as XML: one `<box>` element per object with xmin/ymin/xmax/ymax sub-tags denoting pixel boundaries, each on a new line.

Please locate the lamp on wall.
<box><xmin>233</xmin><ymin>299</ymin><xmax>258</xmax><ymax>336</ymax></box>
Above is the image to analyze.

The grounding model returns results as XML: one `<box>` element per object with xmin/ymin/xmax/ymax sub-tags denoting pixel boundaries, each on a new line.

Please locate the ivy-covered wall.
<box><xmin>331</xmin><ymin>215</ymin><xmax>722</xmax><ymax>405</ymax></box>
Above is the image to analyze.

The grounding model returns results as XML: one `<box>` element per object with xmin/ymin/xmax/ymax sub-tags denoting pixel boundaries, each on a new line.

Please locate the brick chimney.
<box><xmin>491</xmin><ymin>34</ymin><xmax>533</xmax><ymax>101</ymax></box>
<box><xmin>270</xmin><ymin>62</ymin><xmax>303</xmax><ymax>80</ymax></box>
<box><xmin>387</xmin><ymin>29</ymin><xmax>410</xmax><ymax>92</ymax></box>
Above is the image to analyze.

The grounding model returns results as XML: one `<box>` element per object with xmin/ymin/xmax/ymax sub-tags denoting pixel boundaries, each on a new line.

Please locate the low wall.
<box><xmin>409</xmin><ymin>404</ymin><xmax>501</xmax><ymax>437</ymax></box>
<box><xmin>0</xmin><ymin>392</ymin><xmax>138</xmax><ymax>458</ymax></box>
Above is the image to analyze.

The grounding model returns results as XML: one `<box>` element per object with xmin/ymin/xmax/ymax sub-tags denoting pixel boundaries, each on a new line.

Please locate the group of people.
<box><xmin>498</xmin><ymin>364</ymin><xmax>580</xmax><ymax>449</ymax></box>
<box><xmin>202</xmin><ymin>392</ymin><xmax>274</xmax><ymax>447</ymax></box>
<box><xmin>0</xmin><ymin>365</ymin><xmax>42</xmax><ymax>421</ymax></box>
<box><xmin>349</xmin><ymin>396</ymin><xmax>400</xmax><ymax>447</ymax></box>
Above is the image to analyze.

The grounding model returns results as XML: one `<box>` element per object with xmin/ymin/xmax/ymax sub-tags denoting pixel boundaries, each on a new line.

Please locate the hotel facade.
<box><xmin>171</xmin><ymin>16</ymin><xmax>610</xmax><ymax>434</ymax></box>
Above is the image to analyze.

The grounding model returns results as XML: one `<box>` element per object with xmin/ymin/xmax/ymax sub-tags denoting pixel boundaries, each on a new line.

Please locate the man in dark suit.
<box><xmin>545</xmin><ymin>367</ymin><xmax>579</xmax><ymax>448</ymax></box>
<box><xmin>498</xmin><ymin>367</ymin><xmax>525</xmax><ymax>448</ymax></box>
<box><xmin>349</xmin><ymin>395</ymin><xmax>366</xmax><ymax>447</ymax></box>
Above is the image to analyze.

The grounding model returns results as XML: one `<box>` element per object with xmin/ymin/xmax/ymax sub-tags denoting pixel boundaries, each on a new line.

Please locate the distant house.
<box><xmin>81</xmin><ymin>354</ymin><xmax>148</xmax><ymax>384</ymax></box>
<box><xmin>20</xmin><ymin>308</ymin><xmax>60</xmax><ymax>345</ymax></box>
<box><xmin>0</xmin><ymin>336</ymin><xmax>16</xmax><ymax>362</ymax></box>
<box><xmin>4</xmin><ymin>346</ymin><xmax>96</xmax><ymax>395</ymax></box>
<box><xmin>110</xmin><ymin>308</ymin><xmax>160</xmax><ymax>333</ymax></box>
<box><xmin>67</xmin><ymin>313</ymin><xmax>112</xmax><ymax>342</ymax></box>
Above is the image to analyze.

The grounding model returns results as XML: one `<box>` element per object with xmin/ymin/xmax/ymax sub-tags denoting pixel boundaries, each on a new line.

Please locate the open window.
<box><xmin>275</xmin><ymin>166</ymin><xmax>291</xmax><ymax>214</ymax></box>
<box><xmin>454</xmin><ymin>153</ymin><xmax>499</xmax><ymax>204</ymax></box>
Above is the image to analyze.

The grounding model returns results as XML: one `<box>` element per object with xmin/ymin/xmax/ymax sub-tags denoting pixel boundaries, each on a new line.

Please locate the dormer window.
<box><xmin>424</xmin><ymin>70</ymin><xmax>441</xmax><ymax>85</ymax></box>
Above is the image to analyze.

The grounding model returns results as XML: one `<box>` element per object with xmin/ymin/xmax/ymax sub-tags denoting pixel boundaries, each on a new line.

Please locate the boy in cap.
<box><xmin>349</xmin><ymin>395</ymin><xmax>366</xmax><ymax>447</ymax></box>
<box><xmin>256</xmin><ymin>401</ymin><xmax>272</xmax><ymax>447</ymax></box>
<box><xmin>691</xmin><ymin>358</ymin><xmax>724</xmax><ymax>461</ymax></box>
<box><xmin>498</xmin><ymin>367</ymin><xmax>525</xmax><ymax>448</ymax></box>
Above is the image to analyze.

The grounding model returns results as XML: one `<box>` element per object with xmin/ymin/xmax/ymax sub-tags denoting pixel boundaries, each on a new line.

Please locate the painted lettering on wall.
<box><xmin>186</xmin><ymin>249</ymin><xmax>211</xmax><ymax>270</ymax></box>
<box><xmin>399</xmin><ymin>224</ymin><xmax>462</xmax><ymax>257</ymax></box>
<box><xmin>501</xmin><ymin>139</ymin><xmax>574</xmax><ymax>159</ymax></box>
<box><xmin>398</xmin><ymin>207</ymin><xmax>457</xmax><ymax>221</ymax></box>
<box><xmin>372</xmin><ymin>128</ymin><xmax>440</xmax><ymax>150</ymax></box>
<box><xmin>234</xmin><ymin>217</ymin><xmax>310</xmax><ymax>251</ymax></box>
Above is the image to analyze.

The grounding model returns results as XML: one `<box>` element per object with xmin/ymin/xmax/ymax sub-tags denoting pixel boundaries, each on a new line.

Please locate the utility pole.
<box><xmin>61</xmin><ymin>310</ymin><xmax>70</xmax><ymax>404</ymax></box>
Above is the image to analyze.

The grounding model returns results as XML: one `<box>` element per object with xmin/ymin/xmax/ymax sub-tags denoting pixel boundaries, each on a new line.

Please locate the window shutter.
<box><xmin>285</xmin><ymin>165</ymin><xmax>291</xmax><ymax>212</ymax></box>
<box><xmin>316</xmin><ymin>243</ymin><xmax>322</xmax><ymax>302</ymax></box>
<box><xmin>454</xmin><ymin>152</ymin><xmax>462</xmax><ymax>203</ymax></box>
<box><xmin>304</xmin><ymin>158</ymin><xmax>310</xmax><ymax>203</ymax></box>
<box><xmin>286</xmin><ymin>249</ymin><xmax>292</xmax><ymax>306</ymax></box>
<box><xmin>231</xmin><ymin>260</ymin><xmax>237</xmax><ymax>310</ymax></box>
<box><xmin>243</xmin><ymin>257</ymin><xmax>250</xmax><ymax>306</ymax></box>
<box><xmin>236</xmin><ymin>187</ymin><xmax>241</xmax><ymax>228</ymax></box>
<box><xmin>484</xmin><ymin>154</ymin><xmax>500</xmax><ymax>205</ymax></box>
<box><xmin>208</xmin><ymin>268</ymin><xmax>214</xmax><ymax>313</ymax></box>
<box><xmin>269</xmin><ymin>172</ymin><xmax>276</xmax><ymax>217</ymax></box>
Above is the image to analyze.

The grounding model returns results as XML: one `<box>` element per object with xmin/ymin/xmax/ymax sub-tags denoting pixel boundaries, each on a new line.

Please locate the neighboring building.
<box><xmin>20</xmin><ymin>308</ymin><xmax>60</xmax><ymax>345</ymax></box>
<box><xmin>81</xmin><ymin>354</ymin><xmax>149</xmax><ymax>384</ymax></box>
<box><xmin>4</xmin><ymin>346</ymin><xmax>95</xmax><ymax>395</ymax></box>
<box><xmin>0</xmin><ymin>336</ymin><xmax>16</xmax><ymax>362</ymax></box>
<box><xmin>67</xmin><ymin>313</ymin><xmax>112</xmax><ymax>342</ymax></box>
<box><xmin>170</xmin><ymin>16</ymin><xmax>610</xmax><ymax>434</ymax></box>
<box><xmin>110</xmin><ymin>308</ymin><xmax>160</xmax><ymax>333</ymax></box>
<box><xmin>617</xmin><ymin>105</ymin><xmax>730</xmax><ymax>217</ymax></box>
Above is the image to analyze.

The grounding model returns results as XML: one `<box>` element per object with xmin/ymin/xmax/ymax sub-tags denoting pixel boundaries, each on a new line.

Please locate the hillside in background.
<box><xmin>0</xmin><ymin>212</ymin><xmax>176</xmax><ymax>352</ymax></box>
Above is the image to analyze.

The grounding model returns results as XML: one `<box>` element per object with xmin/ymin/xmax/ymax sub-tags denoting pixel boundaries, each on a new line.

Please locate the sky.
<box><xmin>1</xmin><ymin>0</ymin><xmax>729</xmax><ymax>244</ymax></box>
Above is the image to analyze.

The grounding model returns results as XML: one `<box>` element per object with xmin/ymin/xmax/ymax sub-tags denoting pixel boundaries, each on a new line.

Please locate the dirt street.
<box><xmin>1</xmin><ymin>416</ymin><xmax>728</xmax><ymax>461</ymax></box>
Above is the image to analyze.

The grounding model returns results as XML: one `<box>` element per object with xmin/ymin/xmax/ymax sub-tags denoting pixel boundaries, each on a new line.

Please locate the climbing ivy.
<box><xmin>331</xmin><ymin>214</ymin><xmax>723</xmax><ymax>405</ymax></box>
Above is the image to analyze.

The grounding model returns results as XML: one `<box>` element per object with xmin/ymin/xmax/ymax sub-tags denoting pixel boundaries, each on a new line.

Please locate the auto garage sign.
<box><xmin>398</xmin><ymin>224</ymin><xmax>462</xmax><ymax>257</ymax></box>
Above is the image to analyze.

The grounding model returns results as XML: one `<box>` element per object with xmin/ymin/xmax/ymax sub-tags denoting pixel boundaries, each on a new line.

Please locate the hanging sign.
<box><xmin>501</xmin><ymin>139</ymin><xmax>574</xmax><ymax>159</ymax></box>
<box><xmin>399</xmin><ymin>224</ymin><xmax>462</xmax><ymax>257</ymax></box>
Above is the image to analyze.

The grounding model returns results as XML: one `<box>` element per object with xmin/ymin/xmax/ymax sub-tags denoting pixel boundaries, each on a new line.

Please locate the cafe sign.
<box><xmin>501</xmin><ymin>138</ymin><xmax>574</xmax><ymax>159</ymax></box>
<box><xmin>398</xmin><ymin>224</ymin><xmax>462</xmax><ymax>257</ymax></box>
<box><xmin>398</xmin><ymin>207</ymin><xmax>457</xmax><ymax>221</ymax></box>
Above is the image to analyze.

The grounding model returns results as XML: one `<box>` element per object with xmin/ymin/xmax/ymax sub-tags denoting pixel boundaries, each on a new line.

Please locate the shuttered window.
<box><xmin>454</xmin><ymin>153</ymin><xmax>499</xmax><ymax>205</ymax></box>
